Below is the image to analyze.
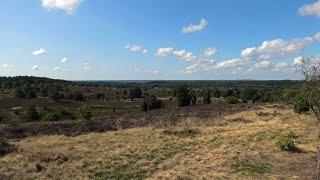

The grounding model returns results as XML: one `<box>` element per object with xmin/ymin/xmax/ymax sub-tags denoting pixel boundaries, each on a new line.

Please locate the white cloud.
<box><xmin>314</xmin><ymin>32</ymin><xmax>320</xmax><ymax>40</ymax></box>
<box><xmin>53</xmin><ymin>66</ymin><xmax>62</xmax><ymax>71</ymax></box>
<box><xmin>203</xmin><ymin>48</ymin><xmax>217</xmax><ymax>58</ymax></box>
<box><xmin>130</xmin><ymin>45</ymin><xmax>142</xmax><ymax>52</ymax></box>
<box><xmin>292</xmin><ymin>56</ymin><xmax>304</xmax><ymax>66</ymax></box>
<box><xmin>2</xmin><ymin>64</ymin><xmax>14</xmax><ymax>68</ymax></box>
<box><xmin>83</xmin><ymin>63</ymin><xmax>91</xmax><ymax>72</ymax></box>
<box><xmin>273</xmin><ymin>62</ymin><xmax>288</xmax><ymax>71</ymax></box>
<box><xmin>155</xmin><ymin>48</ymin><xmax>174</xmax><ymax>56</ymax></box>
<box><xmin>142</xmin><ymin>49</ymin><xmax>148</xmax><ymax>54</ymax></box>
<box><xmin>214</xmin><ymin>59</ymin><xmax>245</xmax><ymax>69</ymax></box>
<box><xmin>60</xmin><ymin>57</ymin><xmax>68</xmax><ymax>64</ymax></box>
<box><xmin>41</xmin><ymin>0</ymin><xmax>84</xmax><ymax>14</ymax></box>
<box><xmin>124</xmin><ymin>44</ymin><xmax>147</xmax><ymax>54</ymax></box>
<box><xmin>241</xmin><ymin>36</ymin><xmax>315</xmax><ymax>60</ymax></box>
<box><xmin>298</xmin><ymin>0</ymin><xmax>320</xmax><ymax>17</ymax></box>
<box><xmin>182</xmin><ymin>18</ymin><xmax>208</xmax><ymax>34</ymax></box>
<box><xmin>155</xmin><ymin>48</ymin><xmax>197</xmax><ymax>62</ymax></box>
<box><xmin>32</xmin><ymin>48</ymin><xmax>48</xmax><ymax>56</ymax></box>
<box><xmin>255</xmin><ymin>60</ymin><xmax>270</xmax><ymax>70</ymax></box>
<box><xmin>32</xmin><ymin>65</ymin><xmax>39</xmax><ymax>70</ymax></box>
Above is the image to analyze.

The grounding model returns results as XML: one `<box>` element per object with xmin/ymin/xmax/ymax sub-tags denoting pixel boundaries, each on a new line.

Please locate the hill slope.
<box><xmin>0</xmin><ymin>105</ymin><xmax>317</xmax><ymax>179</ymax></box>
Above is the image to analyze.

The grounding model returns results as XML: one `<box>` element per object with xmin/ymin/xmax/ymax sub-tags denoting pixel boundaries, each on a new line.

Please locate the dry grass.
<box><xmin>0</xmin><ymin>104</ymin><xmax>317</xmax><ymax>179</ymax></box>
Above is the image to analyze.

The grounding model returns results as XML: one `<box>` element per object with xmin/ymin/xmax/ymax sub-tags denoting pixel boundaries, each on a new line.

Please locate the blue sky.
<box><xmin>0</xmin><ymin>0</ymin><xmax>319</xmax><ymax>80</ymax></box>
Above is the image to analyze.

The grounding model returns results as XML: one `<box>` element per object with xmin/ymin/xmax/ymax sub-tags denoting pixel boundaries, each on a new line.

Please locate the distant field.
<box><xmin>0</xmin><ymin>104</ymin><xmax>317</xmax><ymax>179</ymax></box>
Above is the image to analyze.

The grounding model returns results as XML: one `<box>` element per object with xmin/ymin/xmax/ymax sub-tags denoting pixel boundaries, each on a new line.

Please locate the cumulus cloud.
<box><xmin>241</xmin><ymin>35</ymin><xmax>316</xmax><ymax>60</ymax></box>
<box><xmin>182</xmin><ymin>18</ymin><xmax>208</xmax><ymax>34</ymax></box>
<box><xmin>273</xmin><ymin>62</ymin><xmax>288</xmax><ymax>71</ymax></box>
<box><xmin>155</xmin><ymin>48</ymin><xmax>198</xmax><ymax>62</ymax></box>
<box><xmin>255</xmin><ymin>60</ymin><xmax>271</xmax><ymax>70</ymax></box>
<box><xmin>214</xmin><ymin>59</ymin><xmax>246</xmax><ymax>69</ymax></box>
<box><xmin>2</xmin><ymin>64</ymin><xmax>14</xmax><ymax>68</ymax></box>
<box><xmin>32</xmin><ymin>65</ymin><xmax>39</xmax><ymax>70</ymax></box>
<box><xmin>83</xmin><ymin>63</ymin><xmax>91</xmax><ymax>72</ymax></box>
<box><xmin>60</xmin><ymin>57</ymin><xmax>68</xmax><ymax>64</ymax></box>
<box><xmin>41</xmin><ymin>0</ymin><xmax>84</xmax><ymax>14</ymax></box>
<box><xmin>292</xmin><ymin>56</ymin><xmax>304</xmax><ymax>66</ymax></box>
<box><xmin>124</xmin><ymin>44</ymin><xmax>147</xmax><ymax>54</ymax></box>
<box><xmin>298</xmin><ymin>0</ymin><xmax>320</xmax><ymax>17</ymax></box>
<box><xmin>142</xmin><ymin>49</ymin><xmax>148</xmax><ymax>54</ymax></box>
<box><xmin>155</xmin><ymin>48</ymin><xmax>174</xmax><ymax>57</ymax></box>
<box><xmin>203</xmin><ymin>48</ymin><xmax>217</xmax><ymax>58</ymax></box>
<box><xmin>32</xmin><ymin>48</ymin><xmax>48</xmax><ymax>56</ymax></box>
<box><xmin>314</xmin><ymin>32</ymin><xmax>320</xmax><ymax>40</ymax></box>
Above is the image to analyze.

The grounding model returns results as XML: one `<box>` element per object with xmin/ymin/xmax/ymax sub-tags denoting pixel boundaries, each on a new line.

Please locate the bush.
<box><xmin>77</xmin><ymin>105</ymin><xmax>92</xmax><ymax>120</ymax></box>
<box><xmin>175</xmin><ymin>84</ymin><xmax>192</xmax><ymax>107</ymax></box>
<box><xmin>293</xmin><ymin>96</ymin><xmax>310</xmax><ymax>114</ymax></box>
<box><xmin>141</xmin><ymin>94</ymin><xmax>164</xmax><ymax>111</ymax></box>
<box><xmin>203</xmin><ymin>89</ymin><xmax>211</xmax><ymax>104</ymax></box>
<box><xmin>41</xmin><ymin>112</ymin><xmax>59</xmax><ymax>121</ymax></box>
<box><xmin>225</xmin><ymin>96</ymin><xmax>239</xmax><ymax>104</ymax></box>
<box><xmin>129</xmin><ymin>87</ymin><xmax>143</xmax><ymax>100</ymax></box>
<box><xmin>26</xmin><ymin>106</ymin><xmax>39</xmax><ymax>122</ymax></box>
<box><xmin>276</xmin><ymin>134</ymin><xmax>296</xmax><ymax>151</ymax></box>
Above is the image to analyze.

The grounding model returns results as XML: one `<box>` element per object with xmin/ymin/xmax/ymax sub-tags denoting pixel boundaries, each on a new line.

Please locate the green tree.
<box><xmin>77</xmin><ymin>105</ymin><xmax>92</xmax><ymax>120</ymax></box>
<box><xmin>295</xmin><ymin>57</ymin><xmax>320</xmax><ymax>178</ymax></box>
<box><xmin>141</xmin><ymin>94</ymin><xmax>164</xmax><ymax>111</ymax></box>
<box><xmin>175</xmin><ymin>84</ymin><xmax>192</xmax><ymax>107</ymax></box>
<box><xmin>26</xmin><ymin>105</ymin><xmax>39</xmax><ymax>122</ymax></box>
<box><xmin>203</xmin><ymin>89</ymin><xmax>211</xmax><ymax>104</ymax></box>
<box><xmin>14</xmin><ymin>87</ymin><xmax>25</xmax><ymax>98</ymax></box>
<box><xmin>129</xmin><ymin>87</ymin><xmax>143</xmax><ymax>100</ymax></box>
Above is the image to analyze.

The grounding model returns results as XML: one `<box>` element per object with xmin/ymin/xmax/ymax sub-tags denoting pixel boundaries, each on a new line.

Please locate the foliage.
<box><xmin>203</xmin><ymin>89</ymin><xmax>211</xmax><ymax>104</ymax></box>
<box><xmin>175</xmin><ymin>84</ymin><xmax>192</xmax><ymax>107</ymax></box>
<box><xmin>129</xmin><ymin>87</ymin><xmax>143</xmax><ymax>100</ymax></box>
<box><xmin>41</xmin><ymin>112</ymin><xmax>59</xmax><ymax>122</ymax></box>
<box><xmin>77</xmin><ymin>105</ymin><xmax>92</xmax><ymax>120</ymax></box>
<box><xmin>141</xmin><ymin>94</ymin><xmax>164</xmax><ymax>111</ymax></box>
<box><xmin>225</xmin><ymin>96</ymin><xmax>239</xmax><ymax>104</ymax></box>
<box><xmin>26</xmin><ymin>106</ymin><xmax>40</xmax><ymax>122</ymax></box>
<box><xmin>276</xmin><ymin>134</ymin><xmax>296</xmax><ymax>151</ymax></box>
<box><xmin>294</xmin><ymin>96</ymin><xmax>310</xmax><ymax>114</ymax></box>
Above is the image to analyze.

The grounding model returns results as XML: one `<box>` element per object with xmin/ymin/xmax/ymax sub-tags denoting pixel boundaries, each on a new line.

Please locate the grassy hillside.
<box><xmin>0</xmin><ymin>104</ymin><xmax>317</xmax><ymax>179</ymax></box>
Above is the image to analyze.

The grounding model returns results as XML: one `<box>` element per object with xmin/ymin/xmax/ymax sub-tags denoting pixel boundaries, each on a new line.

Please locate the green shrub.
<box><xmin>276</xmin><ymin>134</ymin><xmax>296</xmax><ymax>151</ymax></box>
<box><xmin>77</xmin><ymin>105</ymin><xmax>92</xmax><ymax>120</ymax></box>
<box><xmin>26</xmin><ymin>106</ymin><xmax>40</xmax><ymax>122</ymax></box>
<box><xmin>293</xmin><ymin>96</ymin><xmax>310</xmax><ymax>114</ymax></box>
<box><xmin>203</xmin><ymin>89</ymin><xmax>211</xmax><ymax>104</ymax></box>
<box><xmin>175</xmin><ymin>84</ymin><xmax>192</xmax><ymax>107</ymax></box>
<box><xmin>141</xmin><ymin>94</ymin><xmax>164</xmax><ymax>111</ymax></box>
<box><xmin>225</xmin><ymin>96</ymin><xmax>239</xmax><ymax>104</ymax></box>
<box><xmin>41</xmin><ymin>112</ymin><xmax>59</xmax><ymax>121</ymax></box>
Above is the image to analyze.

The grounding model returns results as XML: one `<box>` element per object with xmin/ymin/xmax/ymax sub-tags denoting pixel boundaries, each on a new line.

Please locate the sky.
<box><xmin>0</xmin><ymin>0</ymin><xmax>319</xmax><ymax>80</ymax></box>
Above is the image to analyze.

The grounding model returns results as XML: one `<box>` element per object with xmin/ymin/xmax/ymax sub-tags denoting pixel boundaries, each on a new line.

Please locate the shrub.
<box><xmin>141</xmin><ymin>94</ymin><xmax>164</xmax><ymax>111</ymax></box>
<box><xmin>175</xmin><ymin>84</ymin><xmax>192</xmax><ymax>107</ymax></box>
<box><xmin>41</xmin><ymin>112</ymin><xmax>59</xmax><ymax>121</ymax></box>
<box><xmin>129</xmin><ymin>87</ymin><xmax>143</xmax><ymax>100</ymax></box>
<box><xmin>77</xmin><ymin>105</ymin><xmax>92</xmax><ymax>120</ymax></box>
<box><xmin>26</xmin><ymin>106</ymin><xmax>39</xmax><ymax>122</ymax></box>
<box><xmin>203</xmin><ymin>89</ymin><xmax>211</xmax><ymax>104</ymax></box>
<box><xmin>276</xmin><ymin>134</ymin><xmax>296</xmax><ymax>151</ymax></box>
<box><xmin>293</xmin><ymin>96</ymin><xmax>310</xmax><ymax>114</ymax></box>
<box><xmin>225</xmin><ymin>96</ymin><xmax>239</xmax><ymax>104</ymax></box>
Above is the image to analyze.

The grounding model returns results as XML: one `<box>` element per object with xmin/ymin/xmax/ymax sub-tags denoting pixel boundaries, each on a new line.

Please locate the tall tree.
<box><xmin>296</xmin><ymin>57</ymin><xmax>320</xmax><ymax>179</ymax></box>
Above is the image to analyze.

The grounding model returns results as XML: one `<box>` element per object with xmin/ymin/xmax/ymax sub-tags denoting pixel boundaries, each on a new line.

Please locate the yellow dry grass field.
<box><xmin>0</xmin><ymin>104</ymin><xmax>318</xmax><ymax>179</ymax></box>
